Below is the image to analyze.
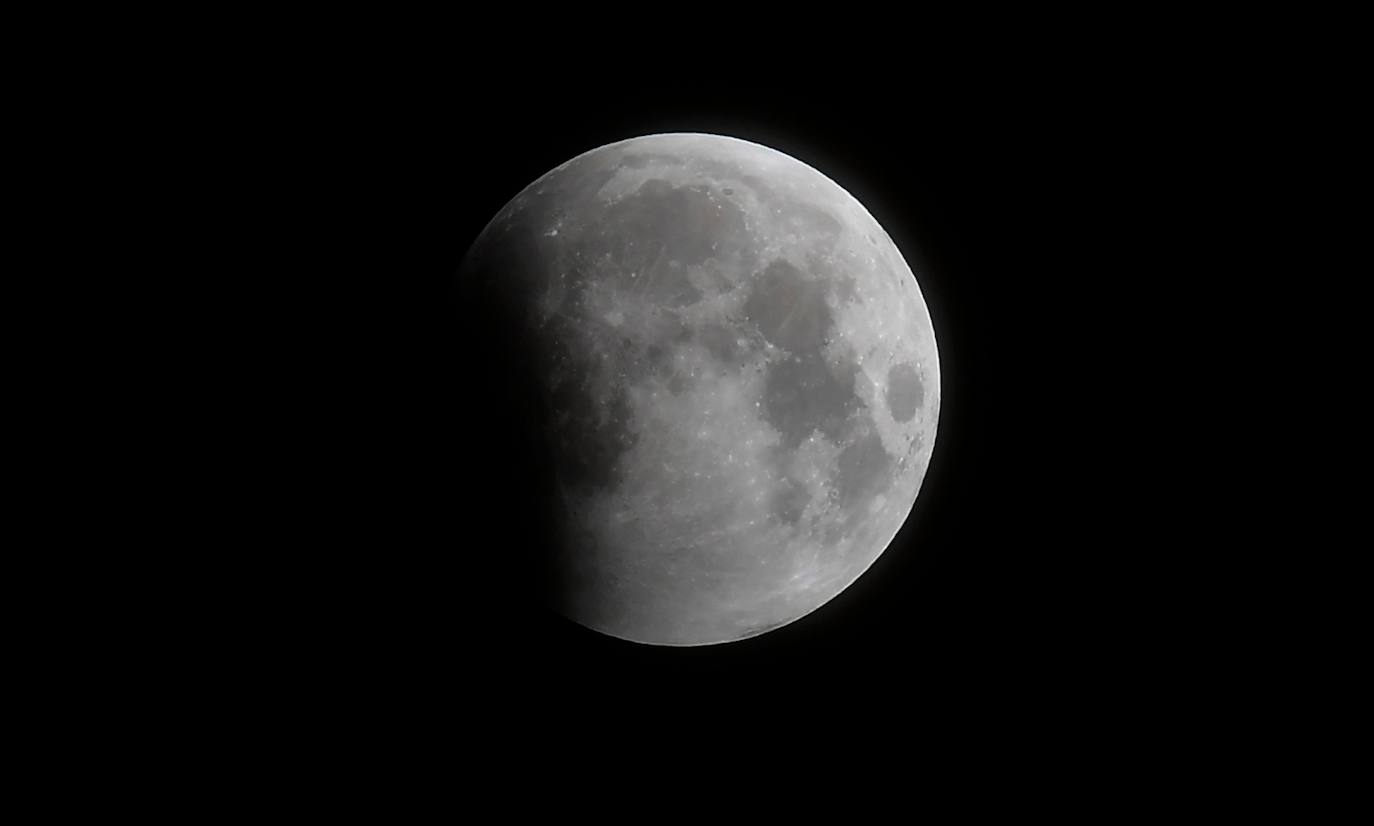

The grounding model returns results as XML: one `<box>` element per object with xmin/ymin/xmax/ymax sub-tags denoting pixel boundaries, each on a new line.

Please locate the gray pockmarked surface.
<box><xmin>460</xmin><ymin>134</ymin><xmax>940</xmax><ymax>645</ymax></box>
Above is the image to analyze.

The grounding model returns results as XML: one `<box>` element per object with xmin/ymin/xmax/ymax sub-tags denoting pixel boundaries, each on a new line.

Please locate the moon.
<box><xmin>458</xmin><ymin>133</ymin><xmax>939</xmax><ymax>646</ymax></box>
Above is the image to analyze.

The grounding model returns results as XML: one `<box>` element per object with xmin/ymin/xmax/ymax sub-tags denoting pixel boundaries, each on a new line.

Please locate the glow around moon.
<box><xmin>459</xmin><ymin>133</ymin><xmax>939</xmax><ymax>645</ymax></box>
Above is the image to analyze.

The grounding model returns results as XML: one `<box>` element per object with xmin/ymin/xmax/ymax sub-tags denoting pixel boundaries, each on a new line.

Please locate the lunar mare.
<box><xmin>459</xmin><ymin>133</ymin><xmax>939</xmax><ymax>645</ymax></box>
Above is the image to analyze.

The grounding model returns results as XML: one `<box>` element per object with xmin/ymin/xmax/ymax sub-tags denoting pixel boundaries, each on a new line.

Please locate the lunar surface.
<box><xmin>458</xmin><ymin>133</ymin><xmax>939</xmax><ymax>645</ymax></box>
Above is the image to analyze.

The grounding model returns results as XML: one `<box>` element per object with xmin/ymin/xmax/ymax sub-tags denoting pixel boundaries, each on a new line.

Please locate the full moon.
<box><xmin>458</xmin><ymin>133</ymin><xmax>939</xmax><ymax>645</ymax></box>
